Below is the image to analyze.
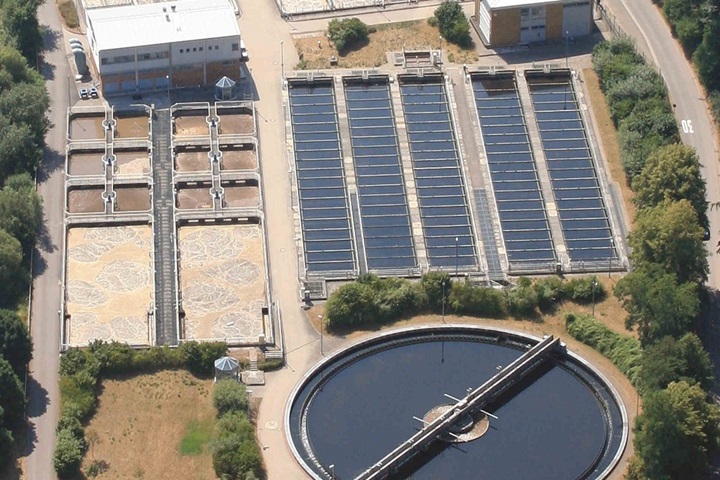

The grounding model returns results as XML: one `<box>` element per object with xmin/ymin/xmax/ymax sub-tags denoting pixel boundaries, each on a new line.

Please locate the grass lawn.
<box><xmin>81</xmin><ymin>370</ymin><xmax>215</xmax><ymax>480</ymax></box>
<box><xmin>179</xmin><ymin>419</ymin><xmax>214</xmax><ymax>456</ymax></box>
<box><xmin>294</xmin><ymin>19</ymin><xmax>477</xmax><ymax>70</ymax></box>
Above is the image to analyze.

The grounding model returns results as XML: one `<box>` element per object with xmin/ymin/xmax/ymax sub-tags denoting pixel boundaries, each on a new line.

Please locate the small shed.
<box><xmin>214</xmin><ymin>76</ymin><xmax>237</xmax><ymax>100</ymax></box>
<box><xmin>214</xmin><ymin>356</ymin><xmax>240</xmax><ymax>382</ymax></box>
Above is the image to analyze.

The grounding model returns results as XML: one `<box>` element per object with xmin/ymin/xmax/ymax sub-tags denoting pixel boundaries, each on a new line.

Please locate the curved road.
<box><xmin>603</xmin><ymin>0</ymin><xmax>720</xmax><ymax>287</ymax></box>
<box><xmin>24</xmin><ymin>0</ymin><xmax>72</xmax><ymax>479</ymax></box>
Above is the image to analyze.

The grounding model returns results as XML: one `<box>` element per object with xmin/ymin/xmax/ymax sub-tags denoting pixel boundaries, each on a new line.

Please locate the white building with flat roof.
<box><xmin>86</xmin><ymin>0</ymin><xmax>244</xmax><ymax>95</ymax></box>
<box><xmin>475</xmin><ymin>0</ymin><xmax>594</xmax><ymax>47</ymax></box>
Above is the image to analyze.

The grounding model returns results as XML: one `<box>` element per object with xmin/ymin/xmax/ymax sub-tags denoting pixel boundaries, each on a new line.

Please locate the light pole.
<box><xmin>441</xmin><ymin>279</ymin><xmax>446</xmax><ymax>324</ymax></box>
<box><xmin>565</xmin><ymin>31</ymin><xmax>569</xmax><ymax>68</ymax></box>
<box><xmin>329</xmin><ymin>464</ymin><xmax>335</xmax><ymax>479</ymax></box>
<box><xmin>455</xmin><ymin>236</ymin><xmax>459</xmax><ymax>277</ymax></box>
<box><xmin>318</xmin><ymin>314</ymin><xmax>324</xmax><ymax>355</ymax></box>
<box><xmin>280</xmin><ymin>41</ymin><xmax>285</xmax><ymax>80</ymax></box>
<box><xmin>591</xmin><ymin>279</ymin><xmax>598</xmax><ymax>317</ymax></box>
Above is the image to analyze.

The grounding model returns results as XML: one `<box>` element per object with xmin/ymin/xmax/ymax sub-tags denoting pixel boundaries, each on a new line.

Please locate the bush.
<box><xmin>53</xmin><ymin>428</ymin><xmax>85</xmax><ymax>478</ymax></box>
<box><xmin>506</xmin><ymin>280</ymin><xmax>539</xmax><ymax>317</ymax></box>
<box><xmin>211</xmin><ymin>400</ymin><xmax>263</xmax><ymax>479</ymax></box>
<box><xmin>434</xmin><ymin>0</ymin><xmax>472</xmax><ymax>47</ymax></box>
<box><xmin>60</xmin><ymin>347</ymin><xmax>100</xmax><ymax>378</ymax></box>
<box><xmin>258</xmin><ymin>358</ymin><xmax>283</xmax><ymax>371</ymax></box>
<box><xmin>534</xmin><ymin>276</ymin><xmax>565</xmax><ymax>311</ymax></box>
<box><xmin>448</xmin><ymin>281</ymin><xmax>507</xmax><ymax>318</ymax></box>
<box><xmin>180</xmin><ymin>341</ymin><xmax>228</xmax><ymax>377</ymax></box>
<box><xmin>565</xmin><ymin>313</ymin><xmax>642</xmax><ymax>385</ymax></box>
<box><xmin>213</xmin><ymin>379</ymin><xmax>248</xmax><ymax>417</ymax></box>
<box><xmin>564</xmin><ymin>276</ymin><xmax>605</xmax><ymax>304</ymax></box>
<box><xmin>327</xmin><ymin>18</ymin><xmax>368</xmax><ymax>53</ymax></box>
<box><xmin>59</xmin><ymin>371</ymin><xmax>97</xmax><ymax>422</ymax></box>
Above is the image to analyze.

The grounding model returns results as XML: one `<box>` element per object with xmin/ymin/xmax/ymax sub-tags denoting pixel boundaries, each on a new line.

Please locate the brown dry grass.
<box><xmin>81</xmin><ymin>370</ymin><xmax>215</xmax><ymax>480</ymax></box>
<box><xmin>294</xmin><ymin>20</ymin><xmax>477</xmax><ymax>70</ymax></box>
<box><xmin>583</xmin><ymin>68</ymin><xmax>635</xmax><ymax>226</ymax></box>
<box><xmin>57</xmin><ymin>0</ymin><xmax>79</xmax><ymax>29</ymax></box>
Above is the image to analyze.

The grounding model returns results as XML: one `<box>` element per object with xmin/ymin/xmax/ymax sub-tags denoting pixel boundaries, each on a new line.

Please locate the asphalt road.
<box><xmin>605</xmin><ymin>0</ymin><xmax>720</xmax><ymax>288</ymax></box>
<box><xmin>24</xmin><ymin>1</ymin><xmax>73</xmax><ymax>478</ymax></box>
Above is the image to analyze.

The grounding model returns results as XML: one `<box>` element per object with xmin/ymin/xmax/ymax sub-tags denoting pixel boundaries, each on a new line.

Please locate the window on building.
<box><xmin>179</xmin><ymin>49</ymin><xmax>184</xmax><ymax>53</ymax></box>
<box><xmin>232</xmin><ymin>43</ymin><xmax>239</xmax><ymax>51</ymax></box>
<box><xmin>199</xmin><ymin>47</ymin><xmax>203</xmax><ymax>51</ymax></box>
<box><xmin>193</xmin><ymin>47</ymin><xmax>197</xmax><ymax>52</ymax></box>
<box><xmin>215</xmin><ymin>45</ymin><xmax>219</xmax><ymax>50</ymax></box>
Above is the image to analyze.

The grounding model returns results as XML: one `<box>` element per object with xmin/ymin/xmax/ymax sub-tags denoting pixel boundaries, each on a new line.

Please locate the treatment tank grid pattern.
<box><xmin>289</xmin><ymin>81</ymin><xmax>356</xmax><ymax>273</ymax></box>
<box><xmin>471</xmin><ymin>74</ymin><xmax>556</xmax><ymax>265</ymax></box>
<box><xmin>527</xmin><ymin>75</ymin><xmax>616</xmax><ymax>262</ymax></box>
<box><xmin>399</xmin><ymin>78</ymin><xmax>478</xmax><ymax>268</ymax></box>
<box><xmin>345</xmin><ymin>79</ymin><xmax>416</xmax><ymax>270</ymax></box>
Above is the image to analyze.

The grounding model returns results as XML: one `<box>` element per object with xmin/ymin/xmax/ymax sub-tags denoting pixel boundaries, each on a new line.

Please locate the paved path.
<box><xmin>24</xmin><ymin>1</ymin><xmax>74</xmax><ymax>478</ymax></box>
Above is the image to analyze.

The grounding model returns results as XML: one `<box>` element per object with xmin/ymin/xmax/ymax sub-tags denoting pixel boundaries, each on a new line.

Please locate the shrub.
<box><xmin>258</xmin><ymin>358</ymin><xmax>283</xmax><ymax>371</ymax></box>
<box><xmin>213</xmin><ymin>379</ymin><xmax>248</xmax><ymax>417</ymax></box>
<box><xmin>434</xmin><ymin>0</ymin><xmax>472</xmax><ymax>47</ymax></box>
<box><xmin>56</xmin><ymin>415</ymin><xmax>85</xmax><ymax>440</ymax></box>
<box><xmin>564</xmin><ymin>276</ymin><xmax>606</xmax><ymax>304</ymax></box>
<box><xmin>448</xmin><ymin>281</ymin><xmax>507</xmax><ymax>318</ymax></box>
<box><xmin>59</xmin><ymin>372</ymin><xmax>97</xmax><ymax>422</ymax></box>
<box><xmin>211</xmin><ymin>402</ymin><xmax>263</xmax><ymax>479</ymax></box>
<box><xmin>180</xmin><ymin>341</ymin><xmax>228</xmax><ymax>377</ymax></box>
<box><xmin>565</xmin><ymin>313</ymin><xmax>642</xmax><ymax>385</ymax></box>
<box><xmin>60</xmin><ymin>347</ymin><xmax>100</xmax><ymax>377</ymax></box>
<box><xmin>53</xmin><ymin>428</ymin><xmax>85</xmax><ymax>478</ymax></box>
<box><xmin>506</xmin><ymin>282</ymin><xmax>539</xmax><ymax>317</ymax></box>
<box><xmin>131</xmin><ymin>345</ymin><xmax>185</xmax><ymax>372</ymax></box>
<box><xmin>327</xmin><ymin>18</ymin><xmax>369</xmax><ymax>53</ymax></box>
<box><xmin>534</xmin><ymin>276</ymin><xmax>565</xmax><ymax>311</ymax></box>
<box><xmin>325</xmin><ymin>280</ymin><xmax>376</xmax><ymax>328</ymax></box>
<box><xmin>420</xmin><ymin>272</ymin><xmax>451</xmax><ymax>310</ymax></box>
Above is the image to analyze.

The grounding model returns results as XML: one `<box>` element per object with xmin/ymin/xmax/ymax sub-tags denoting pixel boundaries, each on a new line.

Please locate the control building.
<box><xmin>475</xmin><ymin>0</ymin><xmax>594</xmax><ymax>47</ymax></box>
<box><xmin>85</xmin><ymin>0</ymin><xmax>244</xmax><ymax>95</ymax></box>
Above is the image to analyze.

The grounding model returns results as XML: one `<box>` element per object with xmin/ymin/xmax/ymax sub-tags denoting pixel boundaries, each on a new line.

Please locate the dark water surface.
<box><xmin>289</xmin><ymin>333</ymin><xmax>622</xmax><ymax>480</ymax></box>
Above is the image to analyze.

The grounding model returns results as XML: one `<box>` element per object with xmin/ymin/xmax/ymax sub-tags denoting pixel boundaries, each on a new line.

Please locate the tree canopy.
<box><xmin>627</xmin><ymin>199</ymin><xmax>708</xmax><ymax>284</ymax></box>
<box><xmin>213</xmin><ymin>380</ymin><xmax>247</xmax><ymax>417</ymax></box>
<box><xmin>632</xmin><ymin>144</ymin><xmax>708</xmax><ymax>228</ymax></box>
<box><xmin>327</xmin><ymin>18</ymin><xmax>369</xmax><ymax>54</ymax></box>
<box><xmin>614</xmin><ymin>265</ymin><xmax>700</xmax><ymax>346</ymax></box>
<box><xmin>0</xmin><ymin>173</ymin><xmax>42</xmax><ymax>254</ymax></box>
<box><xmin>0</xmin><ymin>309</ymin><xmax>31</xmax><ymax>376</ymax></box>
<box><xmin>639</xmin><ymin>333</ymin><xmax>714</xmax><ymax>393</ymax></box>
<box><xmin>434</xmin><ymin>0</ymin><xmax>472</xmax><ymax>47</ymax></box>
<box><xmin>0</xmin><ymin>357</ymin><xmax>25</xmax><ymax>429</ymax></box>
<box><xmin>633</xmin><ymin>381</ymin><xmax>720</xmax><ymax>480</ymax></box>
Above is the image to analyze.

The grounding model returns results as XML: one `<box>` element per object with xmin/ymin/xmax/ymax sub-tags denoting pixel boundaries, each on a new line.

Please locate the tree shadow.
<box><xmin>38</xmin><ymin>146</ymin><xmax>65</xmax><ymax>184</ymax></box>
<box><xmin>25</xmin><ymin>375</ymin><xmax>49</xmax><ymax>419</ymax></box>
<box><xmin>38</xmin><ymin>27</ymin><xmax>62</xmax><ymax>81</ymax></box>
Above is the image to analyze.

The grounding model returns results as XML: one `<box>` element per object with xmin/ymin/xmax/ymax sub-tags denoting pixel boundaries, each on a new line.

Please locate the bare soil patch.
<box><xmin>583</xmin><ymin>68</ymin><xmax>635</xmax><ymax>226</ymax></box>
<box><xmin>294</xmin><ymin>20</ymin><xmax>477</xmax><ymax>70</ymax></box>
<box><xmin>81</xmin><ymin>370</ymin><xmax>215</xmax><ymax>480</ymax></box>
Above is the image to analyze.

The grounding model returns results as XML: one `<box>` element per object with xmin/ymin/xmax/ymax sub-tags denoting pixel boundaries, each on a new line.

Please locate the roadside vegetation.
<box><xmin>573</xmin><ymin>35</ymin><xmax>720</xmax><ymax>479</ymax></box>
<box><xmin>0</xmin><ymin>0</ymin><xmax>49</xmax><ymax>475</ymax></box>
<box><xmin>650</xmin><ymin>0</ymin><xmax>720</xmax><ymax>126</ymax></box>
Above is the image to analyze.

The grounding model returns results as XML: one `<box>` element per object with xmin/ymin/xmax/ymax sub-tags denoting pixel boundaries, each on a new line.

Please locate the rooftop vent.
<box><xmin>162</xmin><ymin>6</ymin><xmax>167</xmax><ymax>12</ymax></box>
<box><xmin>165</xmin><ymin>14</ymin><xmax>170</xmax><ymax>21</ymax></box>
<box><xmin>171</xmin><ymin>4</ymin><xmax>176</xmax><ymax>11</ymax></box>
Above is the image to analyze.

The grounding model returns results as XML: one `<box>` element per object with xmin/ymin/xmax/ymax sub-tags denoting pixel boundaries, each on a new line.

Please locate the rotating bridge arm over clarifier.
<box><xmin>355</xmin><ymin>335</ymin><xmax>562</xmax><ymax>480</ymax></box>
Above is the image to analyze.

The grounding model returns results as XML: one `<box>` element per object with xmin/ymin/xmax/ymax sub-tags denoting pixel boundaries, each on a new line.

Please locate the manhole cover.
<box><xmin>265</xmin><ymin>421</ymin><xmax>278</xmax><ymax>430</ymax></box>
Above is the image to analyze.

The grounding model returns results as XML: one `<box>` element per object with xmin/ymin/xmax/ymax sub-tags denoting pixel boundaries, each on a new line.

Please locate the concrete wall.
<box><xmin>546</xmin><ymin>3</ymin><xmax>564</xmax><ymax>40</ymax></box>
<box><xmin>490</xmin><ymin>8</ymin><xmax>520</xmax><ymax>46</ymax></box>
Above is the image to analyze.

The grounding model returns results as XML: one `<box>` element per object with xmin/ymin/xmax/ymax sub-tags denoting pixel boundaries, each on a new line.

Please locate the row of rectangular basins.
<box><xmin>67</xmin><ymin>149</ymin><xmax>151</xmax><ymax>176</ymax></box>
<box><xmin>69</xmin><ymin>114</ymin><xmax>150</xmax><ymax>141</ymax></box>
<box><xmin>66</xmin><ymin>180</ymin><xmax>259</xmax><ymax>213</ymax></box>
<box><xmin>174</xmin><ymin>144</ymin><xmax>257</xmax><ymax>172</ymax></box>
<box><xmin>172</xmin><ymin>107</ymin><xmax>255</xmax><ymax>137</ymax></box>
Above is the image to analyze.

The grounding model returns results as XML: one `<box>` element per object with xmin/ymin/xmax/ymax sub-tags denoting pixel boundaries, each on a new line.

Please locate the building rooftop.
<box><xmin>486</xmin><ymin>0</ymin><xmax>564</xmax><ymax>9</ymax></box>
<box><xmin>87</xmin><ymin>0</ymin><xmax>240</xmax><ymax>51</ymax></box>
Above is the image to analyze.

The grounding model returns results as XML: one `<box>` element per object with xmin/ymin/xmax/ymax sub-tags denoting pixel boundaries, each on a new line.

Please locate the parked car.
<box><xmin>79</xmin><ymin>88</ymin><xmax>89</xmax><ymax>99</ymax></box>
<box><xmin>89</xmin><ymin>87</ymin><xmax>99</xmax><ymax>98</ymax></box>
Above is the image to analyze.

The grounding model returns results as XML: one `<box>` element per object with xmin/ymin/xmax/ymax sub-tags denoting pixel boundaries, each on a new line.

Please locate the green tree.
<box><xmin>0</xmin><ymin>118</ymin><xmax>42</xmax><ymax>179</ymax></box>
<box><xmin>633</xmin><ymin>381</ymin><xmax>720</xmax><ymax>480</ymax></box>
<box><xmin>0</xmin><ymin>407</ymin><xmax>13</xmax><ymax>469</ymax></box>
<box><xmin>0</xmin><ymin>228</ymin><xmax>24</xmax><ymax>305</ymax></box>
<box><xmin>0</xmin><ymin>82</ymin><xmax>50</xmax><ymax>144</ymax></box>
<box><xmin>0</xmin><ymin>46</ymin><xmax>43</xmax><ymax>89</ymax></box>
<box><xmin>434</xmin><ymin>0</ymin><xmax>472</xmax><ymax>47</ymax></box>
<box><xmin>179</xmin><ymin>341</ymin><xmax>228</xmax><ymax>377</ymax></box>
<box><xmin>0</xmin><ymin>357</ymin><xmax>25</xmax><ymax>429</ymax></box>
<box><xmin>614</xmin><ymin>265</ymin><xmax>700</xmax><ymax>346</ymax></box>
<box><xmin>211</xmin><ymin>411</ymin><xmax>262</xmax><ymax>479</ymax></box>
<box><xmin>327</xmin><ymin>18</ymin><xmax>369</xmax><ymax>53</ymax></box>
<box><xmin>325</xmin><ymin>281</ymin><xmax>375</xmax><ymax>328</ymax></box>
<box><xmin>0</xmin><ymin>173</ymin><xmax>42</xmax><ymax>254</ymax></box>
<box><xmin>213</xmin><ymin>379</ymin><xmax>248</xmax><ymax>417</ymax></box>
<box><xmin>627</xmin><ymin>199</ymin><xmax>708</xmax><ymax>284</ymax></box>
<box><xmin>639</xmin><ymin>333</ymin><xmax>714</xmax><ymax>393</ymax></box>
<box><xmin>693</xmin><ymin>17</ymin><xmax>720</xmax><ymax>91</ymax></box>
<box><xmin>0</xmin><ymin>309</ymin><xmax>32</xmax><ymax>375</ymax></box>
<box><xmin>53</xmin><ymin>428</ymin><xmax>85</xmax><ymax>478</ymax></box>
<box><xmin>632</xmin><ymin>144</ymin><xmax>708</xmax><ymax>228</ymax></box>
<box><xmin>1</xmin><ymin>0</ymin><xmax>44</xmax><ymax>61</ymax></box>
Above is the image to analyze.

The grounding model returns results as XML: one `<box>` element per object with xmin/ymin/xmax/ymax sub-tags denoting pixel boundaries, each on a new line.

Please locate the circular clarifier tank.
<box><xmin>286</xmin><ymin>326</ymin><xmax>628</xmax><ymax>480</ymax></box>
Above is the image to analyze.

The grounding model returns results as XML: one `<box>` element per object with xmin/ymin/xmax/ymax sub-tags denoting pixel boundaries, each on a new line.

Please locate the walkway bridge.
<box><xmin>355</xmin><ymin>335</ymin><xmax>562</xmax><ymax>480</ymax></box>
